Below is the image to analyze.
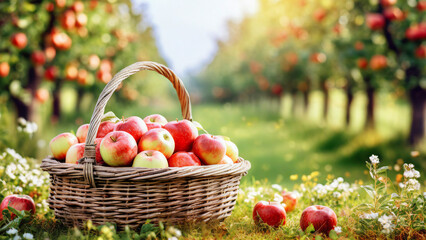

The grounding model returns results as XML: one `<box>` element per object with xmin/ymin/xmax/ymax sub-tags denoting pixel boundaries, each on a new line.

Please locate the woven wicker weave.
<box><xmin>41</xmin><ymin>61</ymin><xmax>251</xmax><ymax>229</ymax></box>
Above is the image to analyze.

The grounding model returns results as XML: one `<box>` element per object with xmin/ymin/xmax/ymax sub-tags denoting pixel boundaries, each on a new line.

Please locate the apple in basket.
<box><xmin>164</xmin><ymin>119</ymin><xmax>198</xmax><ymax>152</ymax></box>
<box><xmin>300</xmin><ymin>205</ymin><xmax>337</xmax><ymax>235</ymax></box>
<box><xmin>217</xmin><ymin>136</ymin><xmax>239</xmax><ymax>163</ymax></box>
<box><xmin>0</xmin><ymin>195</ymin><xmax>35</xmax><ymax>220</ymax></box>
<box><xmin>138</xmin><ymin>128</ymin><xmax>175</xmax><ymax>158</ymax></box>
<box><xmin>114</xmin><ymin>116</ymin><xmax>148</xmax><ymax>142</ymax></box>
<box><xmin>100</xmin><ymin>131</ymin><xmax>137</xmax><ymax>166</ymax></box>
<box><xmin>193</xmin><ymin>134</ymin><xmax>226</xmax><ymax>165</ymax></box>
<box><xmin>146</xmin><ymin>122</ymin><xmax>162</xmax><ymax>131</ymax></box>
<box><xmin>133</xmin><ymin>150</ymin><xmax>168</xmax><ymax>168</ymax></box>
<box><xmin>94</xmin><ymin>138</ymin><xmax>105</xmax><ymax>165</ymax></box>
<box><xmin>217</xmin><ymin>155</ymin><xmax>233</xmax><ymax>164</ymax></box>
<box><xmin>253</xmin><ymin>201</ymin><xmax>286</xmax><ymax>228</ymax></box>
<box><xmin>66</xmin><ymin>143</ymin><xmax>85</xmax><ymax>164</ymax></box>
<box><xmin>96</xmin><ymin>121</ymin><xmax>116</xmax><ymax>138</ymax></box>
<box><xmin>76</xmin><ymin>123</ymin><xmax>89</xmax><ymax>143</ymax></box>
<box><xmin>168</xmin><ymin>152</ymin><xmax>201</xmax><ymax>167</ymax></box>
<box><xmin>50</xmin><ymin>132</ymin><xmax>78</xmax><ymax>160</ymax></box>
<box><xmin>143</xmin><ymin>114</ymin><xmax>168</xmax><ymax>126</ymax></box>
<box><xmin>281</xmin><ymin>191</ymin><xmax>298</xmax><ymax>213</ymax></box>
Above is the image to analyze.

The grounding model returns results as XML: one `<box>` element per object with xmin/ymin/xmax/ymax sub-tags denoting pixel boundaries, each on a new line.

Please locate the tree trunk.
<box><xmin>11</xmin><ymin>95</ymin><xmax>30</xmax><ymax>120</ymax></box>
<box><xmin>345</xmin><ymin>80</ymin><xmax>354</xmax><ymax>127</ymax></box>
<box><xmin>365</xmin><ymin>77</ymin><xmax>375</xmax><ymax>130</ymax></box>
<box><xmin>408</xmin><ymin>86</ymin><xmax>426</xmax><ymax>145</ymax></box>
<box><xmin>302</xmin><ymin>90</ymin><xmax>309</xmax><ymax>115</ymax></box>
<box><xmin>51</xmin><ymin>79</ymin><xmax>63</xmax><ymax>123</ymax></box>
<box><xmin>321</xmin><ymin>81</ymin><xmax>329</xmax><ymax>122</ymax></box>
<box><xmin>76</xmin><ymin>87</ymin><xmax>84</xmax><ymax>114</ymax></box>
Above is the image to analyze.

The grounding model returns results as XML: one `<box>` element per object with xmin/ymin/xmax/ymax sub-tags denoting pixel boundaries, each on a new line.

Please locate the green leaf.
<box><xmin>101</xmin><ymin>111</ymin><xmax>120</xmax><ymax>123</ymax></box>
<box><xmin>305</xmin><ymin>224</ymin><xmax>315</xmax><ymax>233</ymax></box>
<box><xmin>361</xmin><ymin>185</ymin><xmax>376</xmax><ymax>199</ymax></box>
<box><xmin>316</xmin><ymin>235</ymin><xmax>323</xmax><ymax>240</ymax></box>
<box><xmin>192</xmin><ymin>121</ymin><xmax>209</xmax><ymax>134</ymax></box>
<box><xmin>329</xmin><ymin>230</ymin><xmax>339</xmax><ymax>240</ymax></box>
<box><xmin>376</xmin><ymin>166</ymin><xmax>389</xmax><ymax>174</ymax></box>
<box><xmin>7</xmin><ymin>206</ymin><xmax>24</xmax><ymax>218</ymax></box>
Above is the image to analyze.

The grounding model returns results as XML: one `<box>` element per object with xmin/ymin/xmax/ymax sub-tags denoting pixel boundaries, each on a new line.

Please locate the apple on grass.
<box><xmin>143</xmin><ymin>114</ymin><xmax>168</xmax><ymax>126</ymax></box>
<box><xmin>133</xmin><ymin>150</ymin><xmax>168</xmax><ymax>168</ymax></box>
<box><xmin>300</xmin><ymin>205</ymin><xmax>337</xmax><ymax>235</ymax></box>
<box><xmin>168</xmin><ymin>152</ymin><xmax>201</xmax><ymax>167</ymax></box>
<box><xmin>96</xmin><ymin>121</ymin><xmax>116</xmax><ymax>138</ymax></box>
<box><xmin>138</xmin><ymin>128</ymin><xmax>175</xmax><ymax>158</ymax></box>
<box><xmin>114</xmin><ymin>116</ymin><xmax>147</xmax><ymax>142</ymax></box>
<box><xmin>164</xmin><ymin>119</ymin><xmax>198</xmax><ymax>152</ymax></box>
<box><xmin>50</xmin><ymin>132</ymin><xmax>78</xmax><ymax>160</ymax></box>
<box><xmin>281</xmin><ymin>191</ymin><xmax>297</xmax><ymax>213</ymax></box>
<box><xmin>100</xmin><ymin>131</ymin><xmax>137</xmax><ymax>167</ymax></box>
<box><xmin>65</xmin><ymin>143</ymin><xmax>85</xmax><ymax>164</ymax></box>
<box><xmin>76</xmin><ymin>123</ymin><xmax>89</xmax><ymax>143</ymax></box>
<box><xmin>193</xmin><ymin>134</ymin><xmax>226</xmax><ymax>165</ymax></box>
<box><xmin>253</xmin><ymin>201</ymin><xmax>286</xmax><ymax>228</ymax></box>
<box><xmin>0</xmin><ymin>195</ymin><xmax>35</xmax><ymax>220</ymax></box>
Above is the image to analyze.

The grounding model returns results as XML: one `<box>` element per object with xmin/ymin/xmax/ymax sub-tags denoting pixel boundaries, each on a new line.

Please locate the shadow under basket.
<box><xmin>40</xmin><ymin>61</ymin><xmax>251</xmax><ymax>229</ymax></box>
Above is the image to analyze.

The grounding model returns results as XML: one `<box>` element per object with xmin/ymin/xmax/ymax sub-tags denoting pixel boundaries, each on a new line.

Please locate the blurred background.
<box><xmin>0</xmin><ymin>0</ymin><xmax>425</xmax><ymax>186</ymax></box>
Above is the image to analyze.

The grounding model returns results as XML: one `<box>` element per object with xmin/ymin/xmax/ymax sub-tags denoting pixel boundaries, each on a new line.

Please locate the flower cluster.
<box><xmin>378</xmin><ymin>214</ymin><xmax>396</xmax><ymax>235</ymax></box>
<box><xmin>6</xmin><ymin>228</ymin><xmax>34</xmax><ymax>240</ymax></box>
<box><xmin>17</xmin><ymin>118</ymin><xmax>38</xmax><ymax>136</ymax></box>
<box><xmin>311</xmin><ymin>177</ymin><xmax>356</xmax><ymax>200</ymax></box>
<box><xmin>399</xmin><ymin>163</ymin><xmax>421</xmax><ymax>191</ymax></box>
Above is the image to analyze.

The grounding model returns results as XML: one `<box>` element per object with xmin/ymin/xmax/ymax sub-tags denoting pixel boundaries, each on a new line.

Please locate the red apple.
<box><xmin>61</xmin><ymin>10</ymin><xmax>76</xmax><ymax>30</ymax></box>
<box><xmin>10</xmin><ymin>33</ymin><xmax>27</xmax><ymax>49</ymax></box>
<box><xmin>96</xmin><ymin>121</ymin><xmax>116</xmax><ymax>138</ymax></box>
<box><xmin>44</xmin><ymin>66</ymin><xmax>58</xmax><ymax>81</ymax></box>
<box><xmin>281</xmin><ymin>191</ymin><xmax>298</xmax><ymax>213</ymax></box>
<box><xmin>88</xmin><ymin>54</ymin><xmax>100</xmax><ymax>69</ymax></box>
<box><xmin>96</xmin><ymin>70</ymin><xmax>112</xmax><ymax>84</ymax></box>
<box><xmin>354</xmin><ymin>41</ymin><xmax>364</xmax><ymax>51</ymax></box>
<box><xmin>75</xmin><ymin>13</ymin><xmax>87</xmax><ymax>27</ymax></box>
<box><xmin>44</xmin><ymin>47</ymin><xmax>56</xmax><ymax>61</ymax></box>
<box><xmin>0</xmin><ymin>195</ymin><xmax>35</xmax><ymax>220</ymax></box>
<box><xmin>76</xmin><ymin>124</ymin><xmax>89</xmax><ymax>143</ymax></box>
<box><xmin>100</xmin><ymin>131</ymin><xmax>137</xmax><ymax>166</ymax></box>
<box><xmin>31</xmin><ymin>51</ymin><xmax>46</xmax><ymax>66</ymax></box>
<box><xmin>168</xmin><ymin>152</ymin><xmax>201</xmax><ymax>167</ymax></box>
<box><xmin>71</xmin><ymin>1</ymin><xmax>84</xmax><ymax>12</ymax></box>
<box><xmin>418</xmin><ymin>1</ymin><xmax>426</xmax><ymax>11</ymax></box>
<box><xmin>138</xmin><ymin>128</ymin><xmax>175</xmax><ymax>158</ymax></box>
<box><xmin>313</xmin><ymin>8</ymin><xmax>326</xmax><ymax>22</ymax></box>
<box><xmin>193</xmin><ymin>134</ymin><xmax>226</xmax><ymax>165</ymax></box>
<box><xmin>132</xmin><ymin>150</ymin><xmax>168</xmax><ymax>168</ymax></box>
<box><xmin>49</xmin><ymin>132</ymin><xmax>78</xmax><ymax>160</ymax></box>
<box><xmin>51</xmin><ymin>31</ymin><xmax>72</xmax><ymax>50</ymax></box>
<box><xmin>163</xmin><ymin>120</ymin><xmax>198</xmax><ymax>152</ymax></box>
<box><xmin>143</xmin><ymin>114</ymin><xmax>168</xmax><ymax>126</ymax></box>
<box><xmin>0</xmin><ymin>62</ymin><xmax>10</xmax><ymax>77</ymax></box>
<box><xmin>253</xmin><ymin>201</ymin><xmax>286</xmax><ymax>228</ymax></box>
<box><xmin>380</xmin><ymin>0</ymin><xmax>396</xmax><ymax>7</ymax></box>
<box><xmin>35</xmin><ymin>88</ymin><xmax>49</xmax><ymax>103</ymax></box>
<box><xmin>65</xmin><ymin>143</ymin><xmax>85</xmax><ymax>164</ymax></box>
<box><xmin>300</xmin><ymin>205</ymin><xmax>337</xmax><ymax>235</ymax></box>
<box><xmin>114</xmin><ymin>116</ymin><xmax>147</xmax><ymax>142</ymax></box>
<box><xmin>146</xmin><ymin>122</ymin><xmax>162</xmax><ymax>131</ymax></box>
<box><xmin>217</xmin><ymin>155</ymin><xmax>233</xmax><ymax>164</ymax></box>
<box><xmin>55</xmin><ymin>0</ymin><xmax>66</xmax><ymax>8</ymax></box>
<box><xmin>366</xmin><ymin>13</ymin><xmax>385</xmax><ymax>30</ymax></box>
<box><xmin>357</xmin><ymin>58</ymin><xmax>368</xmax><ymax>69</ymax></box>
<box><xmin>65</xmin><ymin>65</ymin><xmax>78</xmax><ymax>80</ymax></box>
<box><xmin>383</xmin><ymin>7</ymin><xmax>404</xmax><ymax>21</ymax></box>
<box><xmin>94</xmin><ymin>138</ymin><xmax>105</xmax><ymax>165</ymax></box>
<box><xmin>405</xmin><ymin>23</ymin><xmax>426</xmax><ymax>41</ymax></box>
<box><xmin>370</xmin><ymin>55</ymin><xmax>387</xmax><ymax>70</ymax></box>
<box><xmin>224</xmin><ymin>140</ymin><xmax>239</xmax><ymax>162</ymax></box>
<box><xmin>415</xmin><ymin>45</ymin><xmax>426</xmax><ymax>58</ymax></box>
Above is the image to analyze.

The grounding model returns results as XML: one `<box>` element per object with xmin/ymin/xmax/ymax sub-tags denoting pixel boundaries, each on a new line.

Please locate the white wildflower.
<box><xmin>406</xmin><ymin>179</ymin><xmax>420</xmax><ymax>191</ymax></box>
<box><xmin>13</xmin><ymin>236</ymin><xmax>21</xmax><ymax>240</ymax></box>
<box><xmin>18</xmin><ymin>117</ymin><xmax>27</xmax><ymax>126</ymax></box>
<box><xmin>361</xmin><ymin>211</ymin><xmax>378</xmax><ymax>219</ymax></box>
<box><xmin>271</xmin><ymin>184</ymin><xmax>282</xmax><ymax>192</ymax></box>
<box><xmin>14</xmin><ymin>186</ymin><xmax>23</xmax><ymax>193</ymax></box>
<box><xmin>273</xmin><ymin>193</ymin><xmax>283</xmax><ymax>203</ymax></box>
<box><xmin>174</xmin><ymin>229</ymin><xmax>182</xmax><ymax>237</ymax></box>
<box><xmin>333</xmin><ymin>192</ymin><xmax>341</xmax><ymax>198</ymax></box>
<box><xmin>168</xmin><ymin>237</ymin><xmax>178</xmax><ymax>240</ymax></box>
<box><xmin>378</xmin><ymin>214</ymin><xmax>395</xmax><ymax>234</ymax></box>
<box><xmin>369</xmin><ymin>154</ymin><xmax>380</xmax><ymax>164</ymax></box>
<box><xmin>391</xmin><ymin>193</ymin><xmax>399</xmax><ymax>198</ymax></box>
<box><xmin>334</xmin><ymin>226</ymin><xmax>342</xmax><ymax>234</ymax></box>
<box><xmin>337</xmin><ymin>177</ymin><xmax>344</xmax><ymax>183</ymax></box>
<box><xmin>7</xmin><ymin>228</ymin><xmax>18</xmax><ymax>235</ymax></box>
<box><xmin>23</xmin><ymin>233</ymin><xmax>34</xmax><ymax>240</ymax></box>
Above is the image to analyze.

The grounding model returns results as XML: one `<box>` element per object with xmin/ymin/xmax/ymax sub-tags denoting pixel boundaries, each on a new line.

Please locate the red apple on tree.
<box><xmin>138</xmin><ymin>128</ymin><xmax>175</xmax><ymax>158</ymax></box>
<box><xmin>300</xmin><ymin>205</ymin><xmax>337</xmax><ymax>235</ymax></box>
<box><xmin>281</xmin><ymin>191</ymin><xmax>298</xmax><ymax>213</ymax></box>
<box><xmin>418</xmin><ymin>1</ymin><xmax>426</xmax><ymax>11</ymax></box>
<box><xmin>415</xmin><ymin>45</ymin><xmax>426</xmax><ymax>58</ymax></box>
<box><xmin>0</xmin><ymin>62</ymin><xmax>10</xmax><ymax>77</ymax></box>
<box><xmin>380</xmin><ymin>0</ymin><xmax>396</xmax><ymax>7</ymax></box>
<box><xmin>44</xmin><ymin>66</ymin><xmax>58</xmax><ymax>81</ymax></box>
<box><xmin>132</xmin><ymin>150</ymin><xmax>168</xmax><ymax>168</ymax></box>
<box><xmin>10</xmin><ymin>32</ymin><xmax>27</xmax><ymax>49</ymax></box>
<box><xmin>31</xmin><ymin>51</ymin><xmax>46</xmax><ymax>66</ymax></box>
<box><xmin>383</xmin><ymin>7</ymin><xmax>404</xmax><ymax>21</ymax></box>
<box><xmin>35</xmin><ymin>88</ymin><xmax>49</xmax><ymax>103</ymax></box>
<box><xmin>96</xmin><ymin>121</ymin><xmax>116</xmax><ymax>138</ymax></box>
<box><xmin>366</xmin><ymin>13</ymin><xmax>385</xmax><ymax>30</ymax></box>
<box><xmin>114</xmin><ymin>116</ymin><xmax>147</xmax><ymax>142</ymax></box>
<box><xmin>370</xmin><ymin>55</ymin><xmax>387</xmax><ymax>70</ymax></box>
<box><xmin>357</xmin><ymin>58</ymin><xmax>368</xmax><ymax>69</ymax></box>
<box><xmin>65</xmin><ymin>143</ymin><xmax>85</xmax><ymax>164</ymax></box>
<box><xmin>100</xmin><ymin>131</ymin><xmax>137</xmax><ymax>167</ymax></box>
<box><xmin>0</xmin><ymin>195</ymin><xmax>35</xmax><ymax>220</ymax></box>
<box><xmin>163</xmin><ymin>119</ymin><xmax>198</xmax><ymax>152</ymax></box>
<box><xmin>253</xmin><ymin>201</ymin><xmax>286</xmax><ymax>228</ymax></box>
<box><xmin>49</xmin><ymin>132</ymin><xmax>78</xmax><ymax>160</ymax></box>
<box><xmin>144</xmin><ymin>114</ymin><xmax>168</xmax><ymax>126</ymax></box>
<box><xmin>61</xmin><ymin>10</ymin><xmax>76</xmax><ymax>30</ymax></box>
<box><xmin>168</xmin><ymin>152</ymin><xmax>201</xmax><ymax>167</ymax></box>
<box><xmin>193</xmin><ymin>134</ymin><xmax>226</xmax><ymax>165</ymax></box>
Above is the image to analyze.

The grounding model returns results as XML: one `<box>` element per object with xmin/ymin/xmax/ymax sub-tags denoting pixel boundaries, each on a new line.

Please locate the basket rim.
<box><xmin>41</xmin><ymin>157</ymin><xmax>251</xmax><ymax>181</ymax></box>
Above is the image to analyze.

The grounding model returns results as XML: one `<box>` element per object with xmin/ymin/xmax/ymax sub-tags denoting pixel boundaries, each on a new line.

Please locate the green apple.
<box><xmin>132</xmin><ymin>150</ymin><xmax>168</xmax><ymax>168</ymax></box>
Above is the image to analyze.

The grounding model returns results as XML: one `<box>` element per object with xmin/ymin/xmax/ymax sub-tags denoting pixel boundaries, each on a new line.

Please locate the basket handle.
<box><xmin>81</xmin><ymin>61</ymin><xmax>192</xmax><ymax>187</ymax></box>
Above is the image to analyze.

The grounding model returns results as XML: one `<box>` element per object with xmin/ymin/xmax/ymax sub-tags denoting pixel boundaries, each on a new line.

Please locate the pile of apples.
<box><xmin>49</xmin><ymin>114</ymin><xmax>240</xmax><ymax>168</ymax></box>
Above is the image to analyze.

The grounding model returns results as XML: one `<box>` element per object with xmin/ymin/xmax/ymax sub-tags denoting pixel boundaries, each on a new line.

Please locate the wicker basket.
<box><xmin>41</xmin><ymin>61</ymin><xmax>251</xmax><ymax>229</ymax></box>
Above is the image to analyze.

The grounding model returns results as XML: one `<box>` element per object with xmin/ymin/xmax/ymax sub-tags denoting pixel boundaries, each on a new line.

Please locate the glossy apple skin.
<box><xmin>50</xmin><ymin>132</ymin><xmax>78</xmax><ymax>160</ymax></box>
<box><xmin>300</xmin><ymin>205</ymin><xmax>337</xmax><ymax>235</ymax></box>
<box><xmin>76</xmin><ymin>124</ymin><xmax>89</xmax><ymax>143</ymax></box>
<box><xmin>100</xmin><ymin>131</ymin><xmax>137</xmax><ymax>167</ymax></box>
<box><xmin>0</xmin><ymin>195</ymin><xmax>35</xmax><ymax>220</ymax></box>
<box><xmin>10</xmin><ymin>33</ymin><xmax>28</xmax><ymax>49</ymax></box>
<box><xmin>163</xmin><ymin>120</ymin><xmax>198</xmax><ymax>152</ymax></box>
<box><xmin>138</xmin><ymin>128</ymin><xmax>175</xmax><ymax>158</ymax></box>
<box><xmin>282</xmin><ymin>191</ymin><xmax>297</xmax><ymax>213</ymax></box>
<box><xmin>96</xmin><ymin>121</ymin><xmax>116</xmax><ymax>138</ymax></box>
<box><xmin>168</xmin><ymin>152</ymin><xmax>201</xmax><ymax>167</ymax></box>
<box><xmin>253</xmin><ymin>201</ymin><xmax>286</xmax><ymax>228</ymax></box>
<box><xmin>146</xmin><ymin>122</ymin><xmax>162</xmax><ymax>131</ymax></box>
<box><xmin>224</xmin><ymin>140</ymin><xmax>239</xmax><ymax>163</ymax></box>
<box><xmin>94</xmin><ymin>138</ymin><xmax>105</xmax><ymax>165</ymax></box>
<box><xmin>65</xmin><ymin>143</ymin><xmax>85</xmax><ymax>164</ymax></box>
<box><xmin>114</xmin><ymin>116</ymin><xmax>147</xmax><ymax>142</ymax></box>
<box><xmin>217</xmin><ymin>155</ymin><xmax>233</xmax><ymax>164</ymax></box>
<box><xmin>143</xmin><ymin>114</ymin><xmax>168</xmax><ymax>126</ymax></box>
<box><xmin>366</xmin><ymin>13</ymin><xmax>385</xmax><ymax>30</ymax></box>
<box><xmin>193</xmin><ymin>134</ymin><xmax>226</xmax><ymax>165</ymax></box>
<box><xmin>132</xmin><ymin>150</ymin><xmax>168</xmax><ymax>168</ymax></box>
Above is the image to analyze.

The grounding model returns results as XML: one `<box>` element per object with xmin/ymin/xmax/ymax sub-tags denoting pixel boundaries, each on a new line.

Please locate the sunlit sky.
<box><xmin>133</xmin><ymin>0</ymin><xmax>258</xmax><ymax>77</ymax></box>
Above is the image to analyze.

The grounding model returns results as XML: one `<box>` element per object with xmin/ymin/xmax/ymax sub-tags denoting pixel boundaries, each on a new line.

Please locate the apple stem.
<box><xmin>110</xmin><ymin>135</ymin><xmax>116</xmax><ymax>142</ymax></box>
<box><xmin>122</xmin><ymin>116</ymin><xmax>125</xmax><ymax>122</ymax></box>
